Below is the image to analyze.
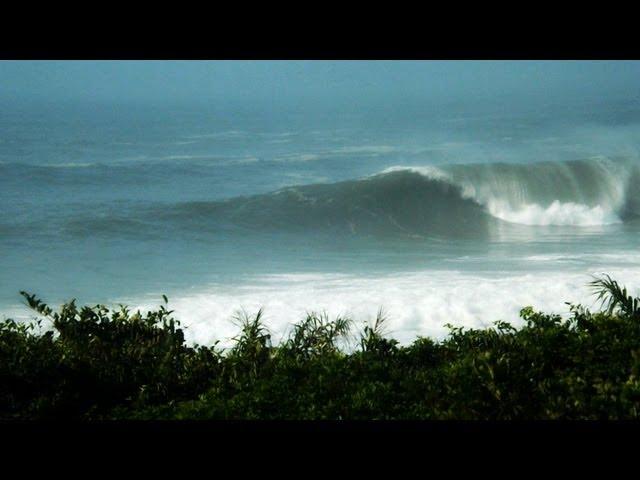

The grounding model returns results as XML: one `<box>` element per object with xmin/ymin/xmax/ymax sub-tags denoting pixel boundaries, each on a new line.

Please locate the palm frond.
<box><xmin>589</xmin><ymin>274</ymin><xmax>640</xmax><ymax>318</ymax></box>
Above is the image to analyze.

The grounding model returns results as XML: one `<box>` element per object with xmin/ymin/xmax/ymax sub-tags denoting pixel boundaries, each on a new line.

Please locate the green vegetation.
<box><xmin>2</xmin><ymin>275</ymin><xmax>640</xmax><ymax>420</ymax></box>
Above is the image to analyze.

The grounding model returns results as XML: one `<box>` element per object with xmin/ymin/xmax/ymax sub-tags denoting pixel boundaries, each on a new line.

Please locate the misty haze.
<box><xmin>2</xmin><ymin>61</ymin><xmax>640</xmax><ymax>420</ymax></box>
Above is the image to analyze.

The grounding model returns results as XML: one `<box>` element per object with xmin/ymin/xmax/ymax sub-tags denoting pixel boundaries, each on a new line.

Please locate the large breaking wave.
<box><xmin>5</xmin><ymin>157</ymin><xmax>638</xmax><ymax>240</ymax></box>
<box><xmin>163</xmin><ymin>156</ymin><xmax>640</xmax><ymax>238</ymax></box>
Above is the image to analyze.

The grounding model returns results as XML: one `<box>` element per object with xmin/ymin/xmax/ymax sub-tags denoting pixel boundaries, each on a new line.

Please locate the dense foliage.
<box><xmin>1</xmin><ymin>275</ymin><xmax>640</xmax><ymax>420</ymax></box>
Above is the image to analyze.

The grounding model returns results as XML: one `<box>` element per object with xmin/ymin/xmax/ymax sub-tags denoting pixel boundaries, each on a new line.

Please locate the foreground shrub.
<box><xmin>1</xmin><ymin>275</ymin><xmax>640</xmax><ymax>420</ymax></box>
<box><xmin>0</xmin><ymin>293</ymin><xmax>220</xmax><ymax>419</ymax></box>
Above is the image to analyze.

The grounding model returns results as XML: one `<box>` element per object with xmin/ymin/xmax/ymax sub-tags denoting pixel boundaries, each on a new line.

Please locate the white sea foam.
<box><xmin>37</xmin><ymin>162</ymin><xmax>97</xmax><ymax>168</ymax></box>
<box><xmin>185</xmin><ymin>130</ymin><xmax>248</xmax><ymax>139</ymax></box>
<box><xmin>484</xmin><ymin>200</ymin><xmax>621</xmax><ymax>226</ymax></box>
<box><xmin>523</xmin><ymin>252</ymin><xmax>640</xmax><ymax>264</ymax></box>
<box><xmin>116</xmin><ymin>268</ymin><xmax>640</xmax><ymax>348</ymax></box>
<box><xmin>332</xmin><ymin>145</ymin><xmax>397</xmax><ymax>155</ymax></box>
<box><xmin>160</xmin><ymin>154</ymin><xmax>212</xmax><ymax>160</ymax></box>
<box><xmin>274</xmin><ymin>153</ymin><xmax>322</xmax><ymax>163</ymax></box>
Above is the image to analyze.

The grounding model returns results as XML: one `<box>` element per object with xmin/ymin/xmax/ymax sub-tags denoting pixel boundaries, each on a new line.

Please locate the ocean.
<box><xmin>2</xmin><ymin>98</ymin><xmax>639</xmax><ymax>346</ymax></box>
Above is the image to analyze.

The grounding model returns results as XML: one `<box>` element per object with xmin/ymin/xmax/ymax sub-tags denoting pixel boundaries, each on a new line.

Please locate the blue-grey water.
<box><xmin>2</xmin><ymin>98</ymin><xmax>640</xmax><ymax>345</ymax></box>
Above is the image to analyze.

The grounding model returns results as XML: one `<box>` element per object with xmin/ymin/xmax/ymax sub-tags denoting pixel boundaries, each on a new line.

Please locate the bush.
<box><xmin>1</xmin><ymin>275</ymin><xmax>640</xmax><ymax>420</ymax></box>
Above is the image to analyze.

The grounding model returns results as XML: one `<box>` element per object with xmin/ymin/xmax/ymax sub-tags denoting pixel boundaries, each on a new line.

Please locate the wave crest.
<box><xmin>386</xmin><ymin>157</ymin><xmax>639</xmax><ymax>227</ymax></box>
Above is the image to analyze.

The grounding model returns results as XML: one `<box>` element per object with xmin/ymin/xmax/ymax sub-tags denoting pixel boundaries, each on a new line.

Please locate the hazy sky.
<box><xmin>1</xmin><ymin>61</ymin><xmax>638</xmax><ymax>109</ymax></box>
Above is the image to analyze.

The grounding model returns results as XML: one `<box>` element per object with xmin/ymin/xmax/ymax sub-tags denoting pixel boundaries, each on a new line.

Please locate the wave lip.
<box><xmin>385</xmin><ymin>157</ymin><xmax>638</xmax><ymax>227</ymax></box>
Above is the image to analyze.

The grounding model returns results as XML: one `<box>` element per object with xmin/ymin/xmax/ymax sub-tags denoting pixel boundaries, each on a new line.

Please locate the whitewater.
<box><xmin>2</xmin><ymin>101</ymin><xmax>640</xmax><ymax>347</ymax></box>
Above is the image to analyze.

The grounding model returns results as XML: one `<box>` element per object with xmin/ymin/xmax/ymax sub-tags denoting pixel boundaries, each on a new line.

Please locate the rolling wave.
<box><xmin>5</xmin><ymin>157</ymin><xmax>638</xmax><ymax>240</ymax></box>
<box><xmin>164</xmin><ymin>169</ymin><xmax>494</xmax><ymax>238</ymax></box>
<box><xmin>163</xmin><ymin>157</ymin><xmax>640</xmax><ymax>237</ymax></box>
